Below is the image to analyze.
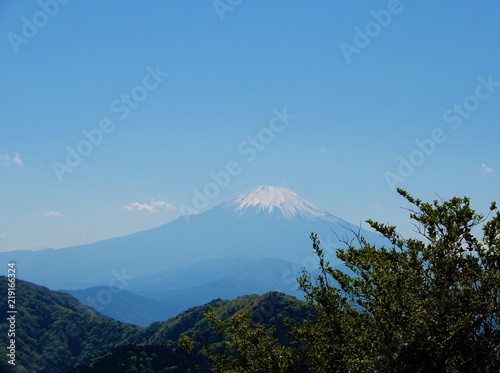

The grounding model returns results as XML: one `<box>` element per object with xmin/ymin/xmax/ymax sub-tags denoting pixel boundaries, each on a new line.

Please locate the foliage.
<box><xmin>68</xmin><ymin>344</ymin><xmax>197</xmax><ymax>373</ymax></box>
<box><xmin>207</xmin><ymin>190</ymin><xmax>500</xmax><ymax>372</ymax></box>
<box><xmin>204</xmin><ymin>306</ymin><xmax>306</xmax><ymax>372</ymax></box>
<box><xmin>295</xmin><ymin>189</ymin><xmax>500</xmax><ymax>372</ymax></box>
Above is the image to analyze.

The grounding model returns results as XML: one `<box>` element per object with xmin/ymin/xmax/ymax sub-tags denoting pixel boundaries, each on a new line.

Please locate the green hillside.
<box><xmin>0</xmin><ymin>275</ymin><xmax>310</xmax><ymax>372</ymax></box>
<box><xmin>0</xmin><ymin>276</ymin><xmax>142</xmax><ymax>373</ymax></box>
<box><xmin>69</xmin><ymin>292</ymin><xmax>312</xmax><ymax>372</ymax></box>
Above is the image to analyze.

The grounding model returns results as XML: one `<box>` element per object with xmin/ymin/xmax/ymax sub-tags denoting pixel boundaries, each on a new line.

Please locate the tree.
<box><xmin>296</xmin><ymin>189</ymin><xmax>500</xmax><ymax>372</ymax></box>
<box><xmin>207</xmin><ymin>189</ymin><xmax>500</xmax><ymax>372</ymax></box>
<box><xmin>204</xmin><ymin>307</ymin><xmax>305</xmax><ymax>372</ymax></box>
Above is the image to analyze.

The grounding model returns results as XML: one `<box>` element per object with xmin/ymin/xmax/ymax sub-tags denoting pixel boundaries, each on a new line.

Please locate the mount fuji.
<box><xmin>0</xmin><ymin>186</ymin><xmax>385</xmax><ymax>290</ymax></box>
<box><xmin>227</xmin><ymin>185</ymin><xmax>336</xmax><ymax>221</ymax></box>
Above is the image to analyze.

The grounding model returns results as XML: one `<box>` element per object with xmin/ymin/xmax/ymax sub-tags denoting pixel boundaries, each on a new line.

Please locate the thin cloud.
<box><xmin>481</xmin><ymin>163</ymin><xmax>493</xmax><ymax>175</ymax></box>
<box><xmin>125</xmin><ymin>199</ymin><xmax>177</xmax><ymax>213</ymax></box>
<box><xmin>317</xmin><ymin>148</ymin><xmax>328</xmax><ymax>155</ymax></box>
<box><xmin>0</xmin><ymin>152</ymin><xmax>23</xmax><ymax>166</ymax></box>
<box><xmin>44</xmin><ymin>211</ymin><xmax>63</xmax><ymax>218</ymax></box>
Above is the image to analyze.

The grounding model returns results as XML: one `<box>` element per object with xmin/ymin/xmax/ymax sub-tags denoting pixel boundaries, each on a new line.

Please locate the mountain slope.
<box><xmin>0</xmin><ymin>186</ymin><xmax>385</xmax><ymax>290</ymax></box>
<box><xmin>62</xmin><ymin>287</ymin><xmax>184</xmax><ymax>327</ymax></box>
<box><xmin>68</xmin><ymin>292</ymin><xmax>312</xmax><ymax>372</ymax></box>
<box><xmin>64</xmin><ymin>257</ymin><xmax>306</xmax><ymax>326</ymax></box>
<box><xmin>0</xmin><ymin>277</ymin><xmax>142</xmax><ymax>373</ymax></box>
<box><xmin>0</xmin><ymin>275</ymin><xmax>311</xmax><ymax>372</ymax></box>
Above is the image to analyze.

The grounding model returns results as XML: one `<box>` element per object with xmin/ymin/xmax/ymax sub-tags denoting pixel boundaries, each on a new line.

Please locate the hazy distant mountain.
<box><xmin>133</xmin><ymin>256</ymin><xmax>306</xmax><ymax>309</ymax></box>
<box><xmin>130</xmin><ymin>256</ymin><xmax>303</xmax><ymax>294</ymax></box>
<box><xmin>0</xmin><ymin>185</ymin><xmax>385</xmax><ymax>290</ymax></box>
<box><xmin>62</xmin><ymin>286</ymin><xmax>183</xmax><ymax>327</ymax></box>
<box><xmin>64</xmin><ymin>256</ymin><xmax>306</xmax><ymax>326</ymax></box>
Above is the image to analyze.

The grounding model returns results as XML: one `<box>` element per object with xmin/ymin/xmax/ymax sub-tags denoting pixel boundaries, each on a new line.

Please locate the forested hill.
<box><xmin>0</xmin><ymin>276</ymin><xmax>142</xmax><ymax>372</ymax></box>
<box><xmin>0</xmin><ymin>276</ymin><xmax>310</xmax><ymax>372</ymax></box>
<box><xmin>69</xmin><ymin>292</ymin><xmax>312</xmax><ymax>372</ymax></box>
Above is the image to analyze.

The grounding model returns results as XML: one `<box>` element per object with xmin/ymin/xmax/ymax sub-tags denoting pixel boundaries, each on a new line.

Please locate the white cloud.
<box><xmin>44</xmin><ymin>211</ymin><xmax>63</xmax><ymax>218</ymax></box>
<box><xmin>481</xmin><ymin>163</ymin><xmax>493</xmax><ymax>175</ymax></box>
<box><xmin>317</xmin><ymin>148</ymin><xmax>328</xmax><ymax>154</ymax></box>
<box><xmin>0</xmin><ymin>152</ymin><xmax>23</xmax><ymax>166</ymax></box>
<box><xmin>125</xmin><ymin>199</ymin><xmax>177</xmax><ymax>213</ymax></box>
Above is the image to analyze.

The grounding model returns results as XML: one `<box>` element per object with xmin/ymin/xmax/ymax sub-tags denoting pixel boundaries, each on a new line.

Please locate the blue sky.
<box><xmin>1</xmin><ymin>0</ymin><xmax>499</xmax><ymax>251</ymax></box>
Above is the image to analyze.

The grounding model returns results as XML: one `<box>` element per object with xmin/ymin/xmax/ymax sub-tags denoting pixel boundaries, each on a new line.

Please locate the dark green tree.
<box><xmin>296</xmin><ymin>189</ymin><xmax>500</xmax><ymax>372</ymax></box>
<box><xmin>207</xmin><ymin>190</ymin><xmax>500</xmax><ymax>372</ymax></box>
<box><xmin>204</xmin><ymin>307</ymin><xmax>303</xmax><ymax>372</ymax></box>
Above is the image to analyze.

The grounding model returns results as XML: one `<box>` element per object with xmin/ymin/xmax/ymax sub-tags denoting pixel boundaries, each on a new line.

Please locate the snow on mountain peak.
<box><xmin>226</xmin><ymin>185</ymin><xmax>334</xmax><ymax>221</ymax></box>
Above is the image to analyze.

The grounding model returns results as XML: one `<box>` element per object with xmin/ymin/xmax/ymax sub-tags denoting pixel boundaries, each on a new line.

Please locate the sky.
<box><xmin>1</xmin><ymin>0</ymin><xmax>499</xmax><ymax>251</ymax></box>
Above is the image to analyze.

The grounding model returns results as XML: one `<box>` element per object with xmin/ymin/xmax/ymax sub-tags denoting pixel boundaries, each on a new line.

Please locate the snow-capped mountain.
<box><xmin>226</xmin><ymin>185</ymin><xmax>335</xmax><ymax>221</ymax></box>
<box><xmin>0</xmin><ymin>186</ymin><xmax>385</xmax><ymax>290</ymax></box>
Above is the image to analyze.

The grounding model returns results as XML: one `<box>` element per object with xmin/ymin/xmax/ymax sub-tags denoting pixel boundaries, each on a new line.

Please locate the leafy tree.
<box><xmin>204</xmin><ymin>307</ymin><xmax>304</xmax><ymax>372</ymax></box>
<box><xmin>208</xmin><ymin>189</ymin><xmax>500</xmax><ymax>372</ymax></box>
<box><xmin>296</xmin><ymin>189</ymin><xmax>500</xmax><ymax>372</ymax></box>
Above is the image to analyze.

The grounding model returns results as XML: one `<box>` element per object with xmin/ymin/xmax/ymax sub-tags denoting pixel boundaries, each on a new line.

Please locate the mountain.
<box><xmin>130</xmin><ymin>256</ymin><xmax>297</xmax><ymax>293</ymax></box>
<box><xmin>129</xmin><ymin>256</ymin><xmax>304</xmax><ymax>302</ymax></box>
<box><xmin>62</xmin><ymin>287</ymin><xmax>183</xmax><ymax>327</ymax></box>
<box><xmin>0</xmin><ymin>276</ymin><xmax>310</xmax><ymax>372</ymax></box>
<box><xmin>0</xmin><ymin>185</ymin><xmax>385</xmax><ymax>290</ymax></box>
<box><xmin>0</xmin><ymin>277</ymin><xmax>142</xmax><ymax>373</ymax></box>
<box><xmin>68</xmin><ymin>292</ymin><xmax>312</xmax><ymax>373</ymax></box>
<box><xmin>63</xmin><ymin>256</ymin><xmax>305</xmax><ymax>326</ymax></box>
<box><xmin>227</xmin><ymin>185</ymin><xmax>335</xmax><ymax>221</ymax></box>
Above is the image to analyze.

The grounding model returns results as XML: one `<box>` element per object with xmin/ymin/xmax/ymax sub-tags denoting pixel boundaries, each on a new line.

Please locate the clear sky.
<box><xmin>1</xmin><ymin>0</ymin><xmax>499</xmax><ymax>251</ymax></box>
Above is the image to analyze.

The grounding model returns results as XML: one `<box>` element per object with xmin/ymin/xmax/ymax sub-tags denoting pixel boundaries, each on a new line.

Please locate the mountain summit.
<box><xmin>0</xmin><ymin>185</ymin><xmax>385</xmax><ymax>290</ymax></box>
<box><xmin>225</xmin><ymin>185</ymin><xmax>334</xmax><ymax>221</ymax></box>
